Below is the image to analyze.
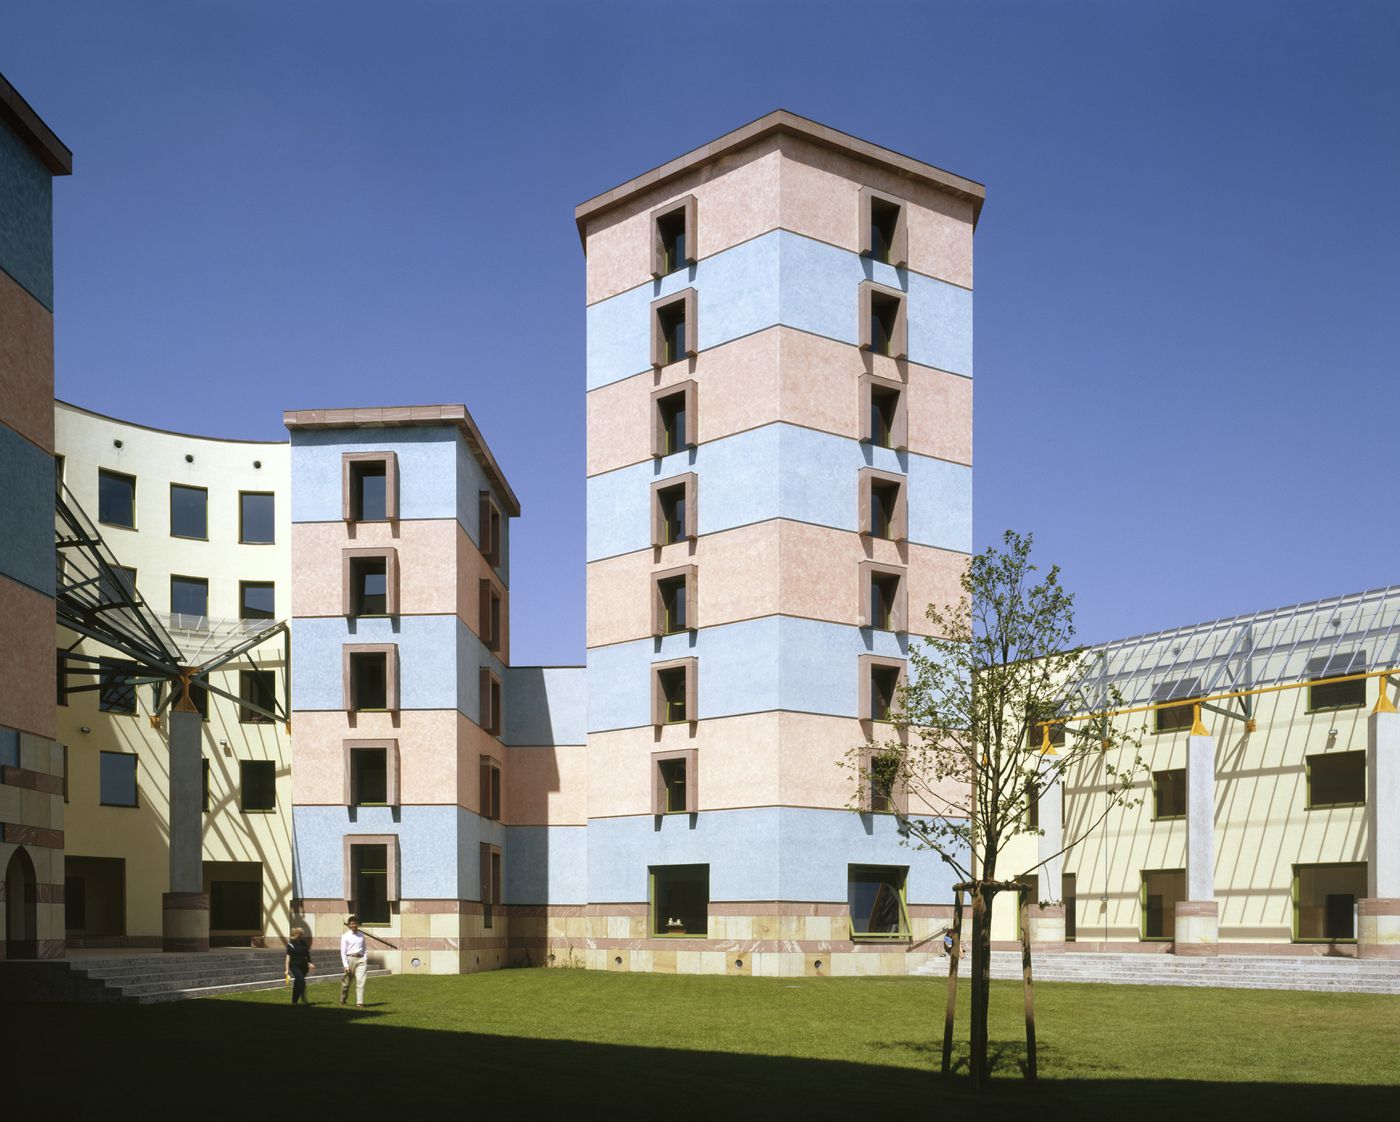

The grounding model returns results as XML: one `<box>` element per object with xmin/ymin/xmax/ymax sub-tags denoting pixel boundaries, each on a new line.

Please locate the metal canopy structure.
<box><xmin>1059</xmin><ymin>584</ymin><xmax>1400</xmax><ymax>722</ymax></box>
<box><xmin>55</xmin><ymin>480</ymin><xmax>290</xmax><ymax>724</ymax></box>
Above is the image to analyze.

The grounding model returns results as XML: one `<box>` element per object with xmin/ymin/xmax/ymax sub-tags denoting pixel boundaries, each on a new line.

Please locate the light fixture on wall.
<box><xmin>79</xmin><ymin>725</ymin><xmax>91</xmax><ymax>734</ymax></box>
<box><xmin>185</xmin><ymin>454</ymin><xmax>194</xmax><ymax>463</ymax></box>
<box><xmin>112</xmin><ymin>439</ymin><xmax>122</xmax><ymax>449</ymax></box>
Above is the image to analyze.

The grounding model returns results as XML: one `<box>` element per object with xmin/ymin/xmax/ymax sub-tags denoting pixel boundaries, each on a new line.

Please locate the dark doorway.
<box><xmin>64</xmin><ymin>856</ymin><xmax>126</xmax><ymax>943</ymax></box>
<box><xmin>205</xmin><ymin>861</ymin><xmax>263</xmax><ymax>944</ymax></box>
<box><xmin>4</xmin><ymin>846</ymin><xmax>39</xmax><ymax>959</ymax></box>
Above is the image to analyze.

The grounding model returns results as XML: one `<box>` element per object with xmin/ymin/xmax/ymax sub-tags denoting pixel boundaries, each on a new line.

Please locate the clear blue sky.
<box><xmin>8</xmin><ymin>1</ymin><xmax>1399</xmax><ymax>665</ymax></box>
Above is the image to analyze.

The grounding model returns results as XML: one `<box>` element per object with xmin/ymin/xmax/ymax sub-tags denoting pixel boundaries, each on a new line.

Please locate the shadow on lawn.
<box><xmin>8</xmin><ymin>1002</ymin><xmax>1395</xmax><ymax>1120</ymax></box>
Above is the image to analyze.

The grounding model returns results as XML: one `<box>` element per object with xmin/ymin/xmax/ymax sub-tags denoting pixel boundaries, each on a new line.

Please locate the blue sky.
<box><xmin>7</xmin><ymin>0</ymin><xmax>1398</xmax><ymax>665</ymax></box>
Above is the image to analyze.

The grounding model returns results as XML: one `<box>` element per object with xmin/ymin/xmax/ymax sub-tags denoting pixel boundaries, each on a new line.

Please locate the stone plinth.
<box><xmin>1358</xmin><ymin>898</ymin><xmax>1400</xmax><ymax>959</ymax></box>
<box><xmin>1173</xmin><ymin>900</ymin><xmax>1219</xmax><ymax>956</ymax></box>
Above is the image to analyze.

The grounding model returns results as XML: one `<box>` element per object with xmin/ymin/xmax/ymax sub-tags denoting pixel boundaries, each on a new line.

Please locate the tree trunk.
<box><xmin>968</xmin><ymin>884</ymin><xmax>995</xmax><ymax>1089</ymax></box>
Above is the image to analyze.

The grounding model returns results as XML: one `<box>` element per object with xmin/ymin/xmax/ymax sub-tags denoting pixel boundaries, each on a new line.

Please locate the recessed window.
<box><xmin>870</xmin><ymin>385</ymin><xmax>899</xmax><ymax>448</ymax></box>
<box><xmin>848</xmin><ymin>865</ymin><xmax>910</xmax><ymax>938</ymax></box>
<box><xmin>867</xmin><ymin>569</ymin><xmax>902</xmax><ymax>631</ymax></box>
<box><xmin>478</xmin><ymin>492</ymin><xmax>503</xmax><ymax>567</ymax></box>
<box><xmin>651</xmin><ymin>195</ymin><xmax>695</xmax><ymax>277</ymax></box>
<box><xmin>239</xmin><ymin>581</ymin><xmax>275</xmax><ymax>621</ymax></box>
<box><xmin>99</xmin><ymin>658</ymin><xmax>139</xmax><ymax>714</ymax></box>
<box><xmin>352</xmin><ymin>843</ymin><xmax>391</xmax><ymax>925</ymax></box>
<box><xmin>1063</xmin><ymin>873</ymin><xmax>1077</xmax><ymax>942</ymax></box>
<box><xmin>169</xmin><ymin>484</ymin><xmax>208</xmax><ymax>540</ymax></box>
<box><xmin>1153</xmin><ymin>769</ymin><xmax>1187</xmax><ymax>819</ymax></box>
<box><xmin>653</xmin><ymin>750</ymin><xmax>697</xmax><ymax>814</ymax></box>
<box><xmin>1025</xmin><ymin>780</ymin><xmax>1040</xmax><ymax>830</ymax></box>
<box><xmin>858</xmin><ymin>468</ymin><xmax>906</xmax><ymax>541</ymax></box>
<box><xmin>239</xmin><ymin>760</ymin><xmax>276</xmax><ymax>812</ymax></box>
<box><xmin>350</xmin><ymin>746</ymin><xmax>389</xmax><ymax>806</ymax></box>
<box><xmin>652</xmin><ymin>381</ymin><xmax>697</xmax><ymax>458</ymax></box>
<box><xmin>480</xmin><ymin>843</ymin><xmax>502</xmax><ymax>929</ymax></box>
<box><xmin>859</xmin><ymin>656</ymin><xmax>904</xmax><ymax>722</ymax></box>
<box><xmin>651</xmin><ymin>474</ymin><xmax>697</xmax><ymax>546</ymax></box>
<box><xmin>479</xmin><ymin>667</ymin><xmax>503</xmax><ymax>736</ymax></box>
<box><xmin>650</xmin><ymin>864</ymin><xmax>708</xmax><ymax>937</ymax></box>
<box><xmin>1141</xmin><ymin>869</ymin><xmax>1185</xmax><ymax>940</ymax></box>
<box><xmin>1294</xmin><ymin>862</ymin><xmax>1365</xmax><ymax>941</ymax></box>
<box><xmin>651</xmin><ymin>288</ymin><xmax>697</xmax><ymax>368</ymax></box>
<box><xmin>652</xmin><ymin>566</ymin><xmax>697</xmax><ymax>636</ymax></box>
<box><xmin>479</xmin><ymin>580</ymin><xmax>503</xmax><ymax>652</ymax></box>
<box><xmin>354</xmin><ymin>558</ymin><xmax>388</xmax><ymax>615</ymax></box>
<box><xmin>652</xmin><ymin>660</ymin><xmax>696</xmax><ymax>726</ymax></box>
<box><xmin>1307</xmin><ymin>751</ymin><xmax>1365</xmax><ymax>808</ymax></box>
<box><xmin>859</xmin><ymin>187</ymin><xmax>908</xmax><ymax>267</ymax></box>
<box><xmin>1307</xmin><ymin>651</ymin><xmax>1367</xmax><ymax>710</ymax></box>
<box><xmin>866</xmin><ymin>750</ymin><xmax>902</xmax><ymax>814</ymax></box>
<box><xmin>349</xmin><ymin>653</ymin><xmax>389</xmax><ymax>712</ymax></box>
<box><xmin>98</xmin><ymin>469</ymin><xmax>136</xmax><ymax>528</ymax></box>
<box><xmin>99</xmin><ymin>751</ymin><xmax>138</xmax><ymax>807</ymax></box>
<box><xmin>239</xmin><ymin>491</ymin><xmax>275</xmax><ymax>544</ymax></box>
<box><xmin>1151</xmin><ymin>678</ymin><xmax>1201</xmax><ymax>733</ymax></box>
<box><xmin>342</xmin><ymin>453</ymin><xmax>398</xmax><ymax>522</ymax></box>
<box><xmin>859</xmin><ymin>281</ymin><xmax>907</xmax><ymax>359</ymax></box>
<box><xmin>479</xmin><ymin>755</ymin><xmax>502</xmax><ymax>820</ymax></box>
<box><xmin>239</xmin><ymin>669</ymin><xmax>276</xmax><ymax>724</ymax></box>
<box><xmin>170</xmin><ymin>575</ymin><xmax>209</xmax><ymax>620</ymax></box>
<box><xmin>868</xmin><ymin>197</ymin><xmax>902</xmax><ymax>266</ymax></box>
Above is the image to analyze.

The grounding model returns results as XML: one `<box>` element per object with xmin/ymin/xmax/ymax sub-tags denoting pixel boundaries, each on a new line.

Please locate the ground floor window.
<box><xmin>1063</xmin><ymin>873</ymin><xmax>1077</xmax><ymax>942</ymax></box>
<box><xmin>353</xmin><ymin>844</ymin><xmax>391</xmax><ymax>925</ymax></box>
<box><xmin>848</xmin><ymin>864</ymin><xmax>910</xmax><ymax>939</ymax></box>
<box><xmin>650</xmin><ymin>864</ymin><xmax>709</xmax><ymax>937</ymax></box>
<box><xmin>64</xmin><ymin>856</ymin><xmax>125</xmax><ymax>936</ymax></box>
<box><xmin>1294</xmin><ymin>862</ymin><xmax>1366</xmax><ymax>942</ymax></box>
<box><xmin>1141</xmin><ymin>869</ymin><xmax>1185</xmax><ymax>941</ymax></box>
<box><xmin>205</xmin><ymin>861</ymin><xmax>263</xmax><ymax>935</ymax></box>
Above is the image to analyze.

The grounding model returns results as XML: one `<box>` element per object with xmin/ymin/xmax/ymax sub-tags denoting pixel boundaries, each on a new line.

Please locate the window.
<box><xmin>99</xmin><ymin>751</ymin><xmax>138</xmax><ymax>807</ymax></box>
<box><xmin>479</xmin><ymin>755</ymin><xmax>502</xmax><ymax>820</ymax></box>
<box><xmin>344</xmin><ymin>740</ymin><xmax>398</xmax><ymax>807</ymax></box>
<box><xmin>1307</xmin><ymin>751</ymin><xmax>1365</xmax><ymax>808</ymax></box>
<box><xmin>348</xmin><ymin>841</ymin><xmax>393</xmax><ymax>925</ymax></box>
<box><xmin>202</xmin><ymin>758</ymin><xmax>210</xmax><ymax>812</ymax></box>
<box><xmin>1025</xmin><ymin>780</ymin><xmax>1040</xmax><ymax>831</ymax></box>
<box><xmin>1140</xmin><ymin>869</ymin><xmax>1185</xmax><ymax>940</ymax></box>
<box><xmin>1153</xmin><ymin>769</ymin><xmax>1187</xmax><ymax>819</ymax></box>
<box><xmin>479</xmin><ymin>579</ymin><xmax>503</xmax><ymax>652</ymax></box>
<box><xmin>170</xmin><ymin>575</ymin><xmax>208</xmax><ymax>621</ymax></box>
<box><xmin>345</xmin><ymin>645</ymin><xmax>397</xmax><ymax>713</ymax></box>
<box><xmin>99</xmin><ymin>658</ymin><xmax>139</xmax><ymax>714</ymax></box>
<box><xmin>169</xmin><ymin>484</ymin><xmax>208</xmax><ymax>540</ymax></box>
<box><xmin>1151</xmin><ymin>678</ymin><xmax>1201</xmax><ymax>733</ymax></box>
<box><xmin>239</xmin><ymin>669</ymin><xmax>276</xmax><ymax>724</ymax></box>
<box><xmin>99</xmin><ymin>565</ymin><xmax>137</xmax><ymax>607</ymax></box>
<box><xmin>651</xmin><ymin>473</ymin><xmax>697</xmax><ymax>546</ymax></box>
<box><xmin>239</xmin><ymin>581</ymin><xmax>275</xmax><ymax>620</ymax></box>
<box><xmin>857</xmin><ymin>468</ymin><xmax>907</xmax><ymax>541</ymax></box>
<box><xmin>341</xmin><ymin>452</ymin><xmax>398</xmax><ymax>522</ymax></box>
<box><xmin>1027</xmin><ymin>720</ymin><xmax>1066</xmax><ymax>751</ymax></box>
<box><xmin>651</xmin><ymin>381</ymin><xmax>697</xmax><ymax>458</ymax></box>
<box><xmin>864</xmin><ymin>749</ymin><xmax>904</xmax><ymax>814</ymax></box>
<box><xmin>479</xmin><ymin>666</ymin><xmax>503</xmax><ymax>736</ymax></box>
<box><xmin>858</xmin><ymin>281</ymin><xmax>908</xmax><ymax>359</ymax></box>
<box><xmin>650</xmin><ymin>864</ymin><xmax>708</xmax><ymax>937</ymax></box>
<box><xmin>1307</xmin><ymin>651</ymin><xmax>1367</xmax><ymax>710</ymax></box>
<box><xmin>859</xmin><ymin>373</ymin><xmax>907</xmax><ymax>450</ymax></box>
<box><xmin>859</xmin><ymin>186</ymin><xmax>908</xmax><ymax>267</ymax></box>
<box><xmin>98</xmin><ymin>469</ymin><xmax>136</xmax><ymax>528</ymax></box>
<box><xmin>239</xmin><ymin>760</ymin><xmax>276</xmax><ymax>812</ymax></box>
<box><xmin>1294</xmin><ymin>862</ymin><xmax>1365</xmax><ymax>941</ymax></box>
<box><xmin>1063</xmin><ymin>873</ymin><xmax>1077</xmax><ymax>942</ymax></box>
<box><xmin>341</xmin><ymin>548</ymin><xmax>398</xmax><ymax>617</ymax></box>
<box><xmin>652</xmin><ymin>565</ymin><xmax>697</xmax><ymax>636</ymax></box>
<box><xmin>480</xmin><ymin>843</ymin><xmax>502</xmax><ymax>929</ymax></box>
<box><xmin>859</xmin><ymin>655</ymin><xmax>904</xmax><ymax>722</ymax></box>
<box><xmin>860</xmin><ymin>562</ymin><xmax>906</xmax><ymax>631</ymax></box>
<box><xmin>479</xmin><ymin>492</ymin><xmax>503</xmax><ymax>567</ymax></box>
<box><xmin>651</xmin><ymin>194</ymin><xmax>696</xmax><ymax>277</ymax></box>
<box><xmin>848</xmin><ymin>865</ymin><xmax>910</xmax><ymax>939</ymax></box>
<box><xmin>652</xmin><ymin>749</ymin><xmax>698</xmax><ymax>814</ymax></box>
<box><xmin>652</xmin><ymin>658</ymin><xmax>697</xmax><ymax>726</ymax></box>
<box><xmin>651</xmin><ymin>288</ymin><xmax>698</xmax><ymax>368</ymax></box>
<box><xmin>239</xmin><ymin>491</ymin><xmax>275</xmax><ymax>544</ymax></box>
<box><xmin>186</xmin><ymin>678</ymin><xmax>209</xmax><ymax>721</ymax></box>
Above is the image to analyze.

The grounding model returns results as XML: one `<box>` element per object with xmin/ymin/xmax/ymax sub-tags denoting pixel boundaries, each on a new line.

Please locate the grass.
<box><xmin>11</xmin><ymin>971</ymin><xmax>1399</xmax><ymax>1118</ymax></box>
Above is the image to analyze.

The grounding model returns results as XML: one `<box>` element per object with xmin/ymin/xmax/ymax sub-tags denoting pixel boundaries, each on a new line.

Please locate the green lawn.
<box><xmin>12</xmin><ymin>971</ymin><xmax>1399</xmax><ymax>1118</ymax></box>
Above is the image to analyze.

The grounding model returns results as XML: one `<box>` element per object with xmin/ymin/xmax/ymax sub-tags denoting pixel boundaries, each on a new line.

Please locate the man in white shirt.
<box><xmin>339</xmin><ymin>915</ymin><xmax>369</xmax><ymax>1007</ymax></box>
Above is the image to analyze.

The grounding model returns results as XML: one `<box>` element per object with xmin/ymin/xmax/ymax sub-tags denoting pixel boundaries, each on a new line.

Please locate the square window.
<box><xmin>99</xmin><ymin>658</ymin><xmax>139</xmax><ymax>714</ymax></box>
<box><xmin>859</xmin><ymin>655</ymin><xmax>904</xmax><ymax>722</ymax></box>
<box><xmin>859</xmin><ymin>187</ymin><xmax>908</xmax><ymax>267</ymax></box>
<box><xmin>342</xmin><ymin>453</ymin><xmax>398</xmax><ymax>522</ymax></box>
<box><xmin>651</xmin><ymin>195</ymin><xmax>695</xmax><ymax>277</ymax></box>
<box><xmin>1151</xmin><ymin>678</ymin><xmax>1201</xmax><ymax>733</ymax></box>
<box><xmin>351</xmin><ymin>844</ymin><xmax>391</xmax><ymax>925</ymax></box>
<box><xmin>651</xmin><ymin>474</ymin><xmax>697</xmax><ymax>546</ymax></box>
<box><xmin>652</xmin><ymin>749</ymin><xmax>697</xmax><ymax>814</ymax></box>
<box><xmin>1140</xmin><ymin>869</ymin><xmax>1185</xmax><ymax>940</ymax></box>
<box><xmin>652</xmin><ymin>565</ymin><xmax>697</xmax><ymax>636</ymax></box>
<box><xmin>848</xmin><ymin>865</ymin><xmax>910</xmax><ymax>938</ymax></box>
<box><xmin>1027</xmin><ymin>718</ymin><xmax>1067</xmax><ymax>751</ymax></box>
<box><xmin>239</xmin><ymin>760</ymin><xmax>276</xmax><ymax>812</ymax></box>
<box><xmin>859</xmin><ymin>281</ymin><xmax>908</xmax><ymax>359</ymax></box>
<box><xmin>170</xmin><ymin>575</ymin><xmax>208</xmax><ymax>620</ymax></box>
<box><xmin>651</xmin><ymin>288</ymin><xmax>698</xmax><ymax>368</ymax></box>
<box><xmin>650</xmin><ymin>864</ymin><xmax>708</xmax><ymax>937</ymax></box>
<box><xmin>479</xmin><ymin>492</ymin><xmax>503</xmax><ymax>567</ymax></box>
<box><xmin>169</xmin><ymin>484</ymin><xmax>208</xmax><ymax>540</ymax></box>
<box><xmin>239</xmin><ymin>669</ymin><xmax>276</xmax><ymax>724</ymax></box>
<box><xmin>858</xmin><ymin>468</ymin><xmax>906</xmax><ymax>541</ymax></box>
<box><xmin>1307</xmin><ymin>751</ymin><xmax>1365</xmax><ymax>808</ymax></box>
<box><xmin>1153</xmin><ymin>769</ymin><xmax>1187</xmax><ymax>818</ymax></box>
<box><xmin>480</xmin><ymin>843</ymin><xmax>502</xmax><ymax>929</ymax></box>
<box><xmin>652</xmin><ymin>659</ymin><xmax>696</xmax><ymax>726</ymax></box>
<box><xmin>239</xmin><ymin>581</ymin><xmax>275</xmax><ymax>621</ymax></box>
<box><xmin>479</xmin><ymin>667</ymin><xmax>503</xmax><ymax>736</ymax></box>
<box><xmin>99</xmin><ymin>751</ymin><xmax>138</xmax><ymax>807</ymax></box>
<box><xmin>351</xmin><ymin>748</ymin><xmax>388</xmax><ymax>805</ymax></box>
<box><xmin>98</xmin><ymin>469</ymin><xmax>136</xmax><ymax>528</ymax></box>
<box><xmin>1294</xmin><ymin>862</ymin><xmax>1365</xmax><ymax>941</ymax></box>
<box><xmin>99</xmin><ymin>565</ymin><xmax>137</xmax><ymax>607</ymax></box>
<box><xmin>349</xmin><ymin>653</ymin><xmax>389</xmax><ymax>712</ymax></box>
<box><xmin>479</xmin><ymin>755</ymin><xmax>502</xmax><ymax>820</ymax></box>
<box><xmin>1306</xmin><ymin>651</ymin><xmax>1367</xmax><ymax>710</ymax></box>
<box><xmin>651</xmin><ymin>381</ymin><xmax>697</xmax><ymax>458</ymax></box>
<box><xmin>239</xmin><ymin>491</ymin><xmax>275</xmax><ymax>544</ymax></box>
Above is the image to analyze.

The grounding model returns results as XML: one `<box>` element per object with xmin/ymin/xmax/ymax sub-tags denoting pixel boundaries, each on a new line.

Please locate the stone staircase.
<box><xmin>1</xmin><ymin>948</ymin><xmax>389</xmax><ymax>1004</ymax></box>
<box><xmin>913</xmin><ymin>951</ymin><xmax>1400</xmax><ymax>994</ymax></box>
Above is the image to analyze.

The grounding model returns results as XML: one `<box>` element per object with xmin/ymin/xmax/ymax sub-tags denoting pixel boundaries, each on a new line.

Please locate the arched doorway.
<box><xmin>4</xmin><ymin>846</ymin><xmax>39</xmax><ymax>959</ymax></box>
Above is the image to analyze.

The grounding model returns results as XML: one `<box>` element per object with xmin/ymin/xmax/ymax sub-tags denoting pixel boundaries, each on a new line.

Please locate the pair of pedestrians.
<box><xmin>282</xmin><ymin>915</ymin><xmax>371</xmax><ymax>1007</ymax></box>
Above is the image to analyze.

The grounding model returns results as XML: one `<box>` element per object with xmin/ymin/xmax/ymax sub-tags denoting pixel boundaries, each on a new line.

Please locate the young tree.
<box><xmin>850</xmin><ymin>530</ymin><xmax>1142</xmax><ymax>1088</ymax></box>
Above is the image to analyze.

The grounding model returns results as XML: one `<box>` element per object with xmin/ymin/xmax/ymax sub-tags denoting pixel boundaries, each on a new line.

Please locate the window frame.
<box><xmin>1152</xmin><ymin>768</ymin><xmax>1188</xmax><ymax>820</ymax></box>
<box><xmin>169</xmin><ymin>574</ymin><xmax>209</xmax><ymax>621</ymax></box>
<box><xmin>859</xmin><ymin>560</ymin><xmax>907</xmax><ymax>632</ymax></box>
<box><xmin>857</xmin><ymin>467</ymin><xmax>908</xmax><ymax>542</ymax></box>
<box><xmin>650</xmin><ymin>287</ymin><xmax>698</xmax><ymax>369</ymax></box>
<box><xmin>649</xmin><ymin>863</ymin><xmax>710</xmax><ymax>938</ymax></box>
<box><xmin>238</xmin><ymin>580</ymin><xmax>276</xmax><ymax>622</ymax></box>
<box><xmin>97</xmin><ymin>468</ymin><xmax>137</xmax><ymax>530</ymax></box>
<box><xmin>343</xmin><ymin>644</ymin><xmax>399</xmax><ymax>713</ymax></box>
<box><xmin>651</xmin><ymin>380</ymin><xmax>698</xmax><ymax>458</ymax></box>
<box><xmin>652</xmin><ymin>657</ymin><xmax>698</xmax><ymax>727</ymax></box>
<box><xmin>652</xmin><ymin>748</ymin><xmax>698</xmax><ymax>815</ymax></box>
<box><xmin>651</xmin><ymin>563</ymin><xmax>698</xmax><ymax>637</ymax></box>
<box><xmin>238</xmin><ymin>668</ymin><xmax>277</xmax><ymax>725</ymax></box>
<box><xmin>342</xmin><ymin>547</ymin><xmax>398</xmax><ymax>617</ymax></box>
<box><xmin>480</xmin><ymin>842</ymin><xmax>503</xmax><ymax>929</ymax></box>
<box><xmin>858</xmin><ymin>280</ymin><xmax>908</xmax><ymax>359</ymax></box>
<box><xmin>651</xmin><ymin>473</ymin><xmax>698</xmax><ymax>547</ymax></box>
<box><xmin>1305</xmin><ymin>652</ymin><xmax>1368</xmax><ymax>712</ymax></box>
<box><xmin>238</xmin><ymin>490</ymin><xmax>276</xmax><ymax>544</ymax></box>
<box><xmin>479</xmin><ymin>491</ymin><xmax>503</xmax><ymax>568</ymax></box>
<box><xmin>168</xmin><ymin>483</ymin><xmax>209</xmax><ymax>542</ymax></box>
<box><xmin>858</xmin><ymin>654</ymin><xmax>906</xmax><ymax>723</ymax></box>
<box><xmin>847</xmin><ymin>863</ymin><xmax>912</xmax><ymax>941</ymax></box>
<box><xmin>343</xmin><ymin>739</ymin><xmax>399</xmax><ymax>808</ymax></box>
<box><xmin>479</xmin><ymin>754</ymin><xmax>502</xmax><ymax>820</ymax></box>
<box><xmin>341</xmin><ymin>451</ymin><xmax>399</xmax><ymax>523</ymax></box>
<box><xmin>343</xmin><ymin>834</ymin><xmax>400</xmax><ymax>924</ymax></box>
<box><xmin>650</xmin><ymin>194</ymin><xmax>697</xmax><ymax>278</ymax></box>
<box><xmin>861</xmin><ymin>748</ymin><xmax>907</xmax><ymax>815</ymax></box>
<box><xmin>858</xmin><ymin>186</ymin><xmax>909</xmax><ymax>268</ymax></box>
<box><xmin>98</xmin><ymin>750</ymin><xmax>139</xmax><ymax>808</ymax></box>
<box><xmin>478</xmin><ymin>578</ymin><xmax>504</xmax><ymax>653</ymax></box>
<box><xmin>238</xmin><ymin>759</ymin><xmax>277</xmax><ymax>813</ymax></box>
<box><xmin>1305</xmin><ymin>751</ymin><xmax>1366</xmax><ymax>810</ymax></box>
<box><xmin>1140</xmin><ymin>868</ymin><xmax>1186</xmax><ymax>942</ymax></box>
<box><xmin>858</xmin><ymin>372</ymin><xmax>908</xmax><ymax>451</ymax></box>
<box><xmin>479</xmin><ymin>665</ymin><xmax>503</xmax><ymax>737</ymax></box>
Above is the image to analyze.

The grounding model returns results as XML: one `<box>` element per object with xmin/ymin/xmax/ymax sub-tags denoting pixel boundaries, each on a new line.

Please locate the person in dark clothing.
<box><xmin>285</xmin><ymin>927</ymin><xmax>315</xmax><ymax>1005</ymax></box>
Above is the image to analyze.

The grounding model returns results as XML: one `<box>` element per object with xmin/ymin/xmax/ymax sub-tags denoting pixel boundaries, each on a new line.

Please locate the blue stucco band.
<box><xmin>0</xmin><ymin>423</ymin><xmax>55</xmax><ymax>596</ymax></box>
<box><xmin>0</xmin><ymin>118</ymin><xmax>55</xmax><ymax>311</ymax></box>
<box><xmin>504</xmin><ymin>665</ymin><xmax>588</xmax><ymax>746</ymax></box>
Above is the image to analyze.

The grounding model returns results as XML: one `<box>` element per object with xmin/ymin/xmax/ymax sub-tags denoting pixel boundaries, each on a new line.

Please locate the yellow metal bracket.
<box><xmin>1189</xmin><ymin>704</ymin><xmax>1209</xmax><ymax>737</ymax></box>
<box><xmin>1375</xmin><ymin>683</ymin><xmax>1398</xmax><ymax>715</ymax></box>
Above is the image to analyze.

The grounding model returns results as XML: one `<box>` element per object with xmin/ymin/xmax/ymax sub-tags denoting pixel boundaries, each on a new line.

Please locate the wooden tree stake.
<box><xmin>941</xmin><ymin>889</ymin><xmax>964</xmax><ymax>1076</ymax></box>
